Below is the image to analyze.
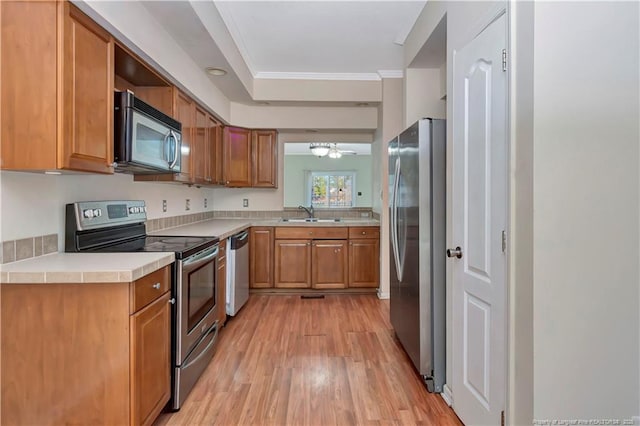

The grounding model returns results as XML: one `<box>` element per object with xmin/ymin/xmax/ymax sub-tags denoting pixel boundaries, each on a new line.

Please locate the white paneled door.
<box><xmin>451</xmin><ymin>12</ymin><xmax>507</xmax><ymax>426</ymax></box>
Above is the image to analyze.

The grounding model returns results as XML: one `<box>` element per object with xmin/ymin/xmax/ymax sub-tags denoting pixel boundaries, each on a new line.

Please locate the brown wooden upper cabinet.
<box><xmin>211</xmin><ymin>116</ymin><xmax>224</xmax><ymax>185</ymax></box>
<box><xmin>223</xmin><ymin>126</ymin><xmax>252</xmax><ymax>187</ymax></box>
<box><xmin>251</xmin><ymin>130</ymin><xmax>278</xmax><ymax>187</ymax></box>
<box><xmin>134</xmin><ymin>89</ymin><xmax>223</xmax><ymax>187</ymax></box>
<box><xmin>193</xmin><ymin>105</ymin><xmax>209</xmax><ymax>184</ymax></box>
<box><xmin>1</xmin><ymin>1</ymin><xmax>114</xmax><ymax>174</ymax></box>
<box><xmin>223</xmin><ymin>127</ymin><xmax>278</xmax><ymax>188</ymax></box>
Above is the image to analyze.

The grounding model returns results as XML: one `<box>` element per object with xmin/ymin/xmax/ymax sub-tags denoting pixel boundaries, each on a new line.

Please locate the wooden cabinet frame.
<box><xmin>0</xmin><ymin>266</ymin><xmax>172</xmax><ymax>425</ymax></box>
<box><xmin>1</xmin><ymin>1</ymin><xmax>114</xmax><ymax>174</ymax></box>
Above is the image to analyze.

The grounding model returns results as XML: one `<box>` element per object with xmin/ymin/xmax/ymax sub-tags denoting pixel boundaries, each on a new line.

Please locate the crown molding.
<box><xmin>254</xmin><ymin>72</ymin><xmax>382</xmax><ymax>81</ymax></box>
<box><xmin>377</xmin><ymin>70</ymin><xmax>404</xmax><ymax>79</ymax></box>
<box><xmin>213</xmin><ymin>1</ymin><xmax>257</xmax><ymax>77</ymax></box>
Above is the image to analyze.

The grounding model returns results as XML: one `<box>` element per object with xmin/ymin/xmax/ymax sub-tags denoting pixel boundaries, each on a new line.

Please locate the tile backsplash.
<box><xmin>1</xmin><ymin>234</ymin><xmax>58</xmax><ymax>264</ymax></box>
<box><xmin>0</xmin><ymin>208</ymin><xmax>374</xmax><ymax>264</ymax></box>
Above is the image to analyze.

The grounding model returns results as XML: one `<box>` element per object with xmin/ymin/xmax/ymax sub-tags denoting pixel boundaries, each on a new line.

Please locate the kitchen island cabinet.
<box><xmin>0</xmin><ymin>265</ymin><xmax>172</xmax><ymax>426</ymax></box>
<box><xmin>1</xmin><ymin>1</ymin><xmax>114</xmax><ymax>174</ymax></box>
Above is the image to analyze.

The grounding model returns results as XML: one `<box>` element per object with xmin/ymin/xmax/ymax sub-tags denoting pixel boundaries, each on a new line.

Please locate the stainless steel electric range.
<box><xmin>65</xmin><ymin>200</ymin><xmax>220</xmax><ymax>410</ymax></box>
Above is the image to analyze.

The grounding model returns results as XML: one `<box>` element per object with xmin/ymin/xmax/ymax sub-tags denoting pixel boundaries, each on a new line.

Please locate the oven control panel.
<box><xmin>71</xmin><ymin>200</ymin><xmax>147</xmax><ymax>230</ymax></box>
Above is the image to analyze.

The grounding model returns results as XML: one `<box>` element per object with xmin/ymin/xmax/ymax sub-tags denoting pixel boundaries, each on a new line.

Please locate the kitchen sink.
<box><xmin>280</xmin><ymin>218</ymin><xmax>342</xmax><ymax>223</ymax></box>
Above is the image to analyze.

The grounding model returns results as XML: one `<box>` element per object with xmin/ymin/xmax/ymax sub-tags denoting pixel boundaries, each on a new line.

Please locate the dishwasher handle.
<box><xmin>230</xmin><ymin>229</ymin><xmax>249</xmax><ymax>250</ymax></box>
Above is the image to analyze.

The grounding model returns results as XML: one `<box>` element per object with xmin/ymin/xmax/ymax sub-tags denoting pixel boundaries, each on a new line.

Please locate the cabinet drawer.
<box><xmin>131</xmin><ymin>265</ymin><xmax>171</xmax><ymax>313</ymax></box>
<box><xmin>348</xmin><ymin>227</ymin><xmax>380</xmax><ymax>239</ymax></box>
<box><xmin>275</xmin><ymin>227</ymin><xmax>348</xmax><ymax>240</ymax></box>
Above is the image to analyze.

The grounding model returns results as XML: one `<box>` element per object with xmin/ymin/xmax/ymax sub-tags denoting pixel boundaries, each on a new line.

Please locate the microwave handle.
<box><xmin>162</xmin><ymin>131</ymin><xmax>171</xmax><ymax>164</ymax></box>
<box><xmin>169</xmin><ymin>130</ymin><xmax>180</xmax><ymax>170</ymax></box>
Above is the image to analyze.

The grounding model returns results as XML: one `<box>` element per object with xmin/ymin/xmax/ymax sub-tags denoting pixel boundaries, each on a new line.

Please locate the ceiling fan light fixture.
<box><xmin>310</xmin><ymin>143</ymin><xmax>330</xmax><ymax>157</ymax></box>
<box><xmin>328</xmin><ymin>144</ymin><xmax>342</xmax><ymax>159</ymax></box>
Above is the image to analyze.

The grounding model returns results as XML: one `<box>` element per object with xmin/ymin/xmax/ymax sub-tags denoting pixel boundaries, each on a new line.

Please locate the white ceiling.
<box><xmin>142</xmin><ymin>1</ymin><xmax>426</xmax><ymax>102</ymax></box>
<box><xmin>215</xmin><ymin>1</ymin><xmax>427</xmax><ymax>78</ymax></box>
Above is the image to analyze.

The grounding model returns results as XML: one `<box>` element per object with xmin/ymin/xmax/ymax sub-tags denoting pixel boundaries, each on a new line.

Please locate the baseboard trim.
<box><xmin>441</xmin><ymin>384</ymin><xmax>453</xmax><ymax>406</ymax></box>
<box><xmin>377</xmin><ymin>290</ymin><xmax>390</xmax><ymax>299</ymax></box>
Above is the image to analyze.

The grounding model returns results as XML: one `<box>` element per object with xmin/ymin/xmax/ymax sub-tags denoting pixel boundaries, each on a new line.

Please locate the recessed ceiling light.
<box><xmin>205</xmin><ymin>67</ymin><xmax>227</xmax><ymax>76</ymax></box>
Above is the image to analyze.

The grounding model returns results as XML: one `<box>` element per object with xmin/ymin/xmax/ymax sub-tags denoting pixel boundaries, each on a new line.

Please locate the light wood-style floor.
<box><xmin>155</xmin><ymin>295</ymin><xmax>462</xmax><ymax>426</ymax></box>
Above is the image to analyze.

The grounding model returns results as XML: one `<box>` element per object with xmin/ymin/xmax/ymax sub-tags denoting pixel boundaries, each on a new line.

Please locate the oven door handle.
<box><xmin>182</xmin><ymin>245</ymin><xmax>218</xmax><ymax>270</ymax></box>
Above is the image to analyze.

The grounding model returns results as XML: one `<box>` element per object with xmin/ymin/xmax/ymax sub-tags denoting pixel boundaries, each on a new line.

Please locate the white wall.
<box><xmin>0</xmin><ymin>171</ymin><xmax>216</xmax><ymax>250</ymax></box>
<box><xmin>230</xmin><ymin>103</ymin><xmax>379</xmax><ymax>131</ymax></box>
<box><xmin>75</xmin><ymin>0</ymin><xmax>231</xmax><ymax>122</ymax></box>
<box><xmin>378</xmin><ymin>77</ymin><xmax>405</xmax><ymax>299</ymax></box>
<box><xmin>532</xmin><ymin>1</ymin><xmax>639</xmax><ymax>420</ymax></box>
<box><xmin>404</xmin><ymin>68</ymin><xmax>446</xmax><ymax>126</ymax></box>
<box><xmin>508</xmin><ymin>1</ymin><xmax>535</xmax><ymax>424</ymax></box>
<box><xmin>407</xmin><ymin>0</ymin><xmax>640</xmax><ymax>423</ymax></box>
<box><xmin>406</xmin><ymin>0</ymin><xmax>505</xmax><ymax>405</ymax></box>
<box><xmin>253</xmin><ymin>78</ymin><xmax>381</xmax><ymax>103</ymax></box>
<box><xmin>283</xmin><ymin>155</ymin><xmax>373</xmax><ymax>208</ymax></box>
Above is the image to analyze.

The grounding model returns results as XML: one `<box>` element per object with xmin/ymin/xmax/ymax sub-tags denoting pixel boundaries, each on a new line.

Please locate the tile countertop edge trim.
<box><xmin>151</xmin><ymin>219</ymin><xmax>380</xmax><ymax>240</ymax></box>
<box><xmin>0</xmin><ymin>254</ymin><xmax>175</xmax><ymax>285</ymax></box>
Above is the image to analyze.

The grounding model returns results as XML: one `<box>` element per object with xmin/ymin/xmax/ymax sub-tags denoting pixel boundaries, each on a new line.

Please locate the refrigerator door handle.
<box><xmin>391</xmin><ymin>157</ymin><xmax>403</xmax><ymax>282</ymax></box>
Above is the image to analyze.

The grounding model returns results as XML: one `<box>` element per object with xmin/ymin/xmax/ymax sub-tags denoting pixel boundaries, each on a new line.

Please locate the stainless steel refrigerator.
<box><xmin>389</xmin><ymin>118</ymin><xmax>446</xmax><ymax>392</ymax></box>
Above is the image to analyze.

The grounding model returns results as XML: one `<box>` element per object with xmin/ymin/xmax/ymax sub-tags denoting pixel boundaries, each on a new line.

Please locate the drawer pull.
<box><xmin>362</xmin><ymin>231</ymin><xmax>366</xmax><ymax>235</ymax></box>
<box><xmin>152</xmin><ymin>283</ymin><xmax>161</xmax><ymax>290</ymax></box>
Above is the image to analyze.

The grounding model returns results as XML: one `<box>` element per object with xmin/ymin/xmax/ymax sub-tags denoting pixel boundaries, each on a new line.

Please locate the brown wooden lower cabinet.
<box><xmin>253</xmin><ymin>226</ymin><xmax>380</xmax><ymax>291</ymax></box>
<box><xmin>131</xmin><ymin>291</ymin><xmax>171</xmax><ymax>426</ymax></box>
<box><xmin>250</xmin><ymin>227</ymin><xmax>274</xmax><ymax>288</ymax></box>
<box><xmin>0</xmin><ymin>266</ymin><xmax>172</xmax><ymax>426</ymax></box>
<box><xmin>274</xmin><ymin>239</ymin><xmax>311</xmax><ymax>288</ymax></box>
<box><xmin>312</xmin><ymin>239</ymin><xmax>348</xmax><ymax>289</ymax></box>
<box><xmin>348</xmin><ymin>238</ymin><xmax>380</xmax><ymax>288</ymax></box>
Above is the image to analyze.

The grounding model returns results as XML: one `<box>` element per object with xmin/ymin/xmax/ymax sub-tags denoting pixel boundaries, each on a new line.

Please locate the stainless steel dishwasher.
<box><xmin>226</xmin><ymin>229</ymin><xmax>249</xmax><ymax>316</ymax></box>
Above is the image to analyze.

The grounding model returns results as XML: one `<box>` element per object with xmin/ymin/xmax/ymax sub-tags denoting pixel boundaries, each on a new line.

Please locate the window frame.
<box><xmin>305</xmin><ymin>170</ymin><xmax>357</xmax><ymax>208</ymax></box>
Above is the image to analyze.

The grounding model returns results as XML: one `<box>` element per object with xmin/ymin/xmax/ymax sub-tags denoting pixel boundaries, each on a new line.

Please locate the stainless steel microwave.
<box><xmin>114</xmin><ymin>91</ymin><xmax>182</xmax><ymax>174</ymax></box>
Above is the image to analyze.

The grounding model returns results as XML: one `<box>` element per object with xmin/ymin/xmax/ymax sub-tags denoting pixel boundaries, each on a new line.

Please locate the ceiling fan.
<box><xmin>309</xmin><ymin>143</ymin><xmax>357</xmax><ymax>158</ymax></box>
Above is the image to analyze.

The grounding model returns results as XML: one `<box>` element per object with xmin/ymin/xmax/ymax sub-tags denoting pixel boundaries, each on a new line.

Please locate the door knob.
<box><xmin>446</xmin><ymin>247</ymin><xmax>463</xmax><ymax>259</ymax></box>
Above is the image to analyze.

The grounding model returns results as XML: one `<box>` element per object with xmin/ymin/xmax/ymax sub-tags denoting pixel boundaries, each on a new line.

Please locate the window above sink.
<box><xmin>283</xmin><ymin>142</ymin><xmax>372</xmax><ymax>209</ymax></box>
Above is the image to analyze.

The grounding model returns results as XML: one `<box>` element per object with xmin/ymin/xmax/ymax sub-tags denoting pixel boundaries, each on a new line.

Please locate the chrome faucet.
<box><xmin>298</xmin><ymin>204</ymin><xmax>314</xmax><ymax>218</ymax></box>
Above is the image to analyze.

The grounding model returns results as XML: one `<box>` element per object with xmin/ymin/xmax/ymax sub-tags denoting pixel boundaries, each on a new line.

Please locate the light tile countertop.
<box><xmin>0</xmin><ymin>218</ymin><xmax>379</xmax><ymax>284</ymax></box>
<box><xmin>0</xmin><ymin>252</ymin><xmax>175</xmax><ymax>284</ymax></box>
<box><xmin>150</xmin><ymin>218</ymin><xmax>380</xmax><ymax>240</ymax></box>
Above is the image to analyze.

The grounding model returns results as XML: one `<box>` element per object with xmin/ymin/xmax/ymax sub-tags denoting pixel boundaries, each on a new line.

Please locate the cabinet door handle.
<box><xmin>362</xmin><ymin>231</ymin><xmax>366</xmax><ymax>235</ymax></box>
<box><xmin>169</xmin><ymin>298</ymin><xmax>176</xmax><ymax>305</ymax></box>
<box><xmin>152</xmin><ymin>283</ymin><xmax>161</xmax><ymax>289</ymax></box>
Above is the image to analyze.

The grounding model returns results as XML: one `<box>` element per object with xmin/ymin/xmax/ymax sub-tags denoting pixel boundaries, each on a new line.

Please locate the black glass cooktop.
<box><xmin>90</xmin><ymin>235</ymin><xmax>219</xmax><ymax>259</ymax></box>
